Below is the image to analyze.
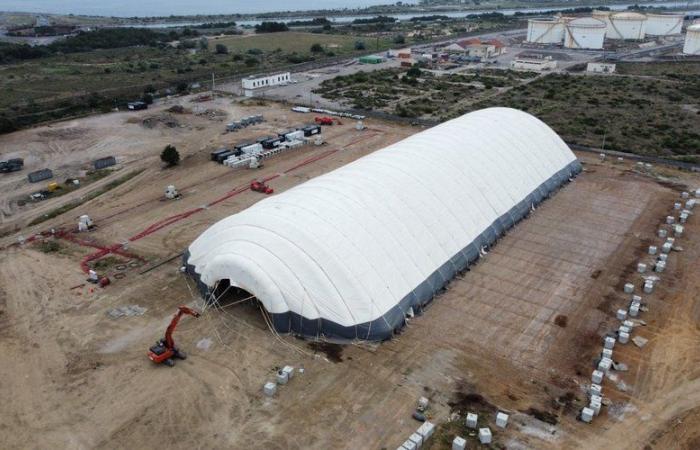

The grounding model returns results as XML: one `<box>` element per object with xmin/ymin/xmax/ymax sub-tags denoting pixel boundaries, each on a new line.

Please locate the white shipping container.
<box><xmin>285</xmin><ymin>130</ymin><xmax>305</xmax><ymax>141</ymax></box>
<box><xmin>241</xmin><ymin>143</ymin><xmax>263</xmax><ymax>155</ymax></box>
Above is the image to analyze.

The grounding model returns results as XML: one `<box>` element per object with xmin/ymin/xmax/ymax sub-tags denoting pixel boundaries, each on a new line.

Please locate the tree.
<box><xmin>394</xmin><ymin>34</ymin><xmax>406</xmax><ymax>44</ymax></box>
<box><xmin>142</xmin><ymin>93</ymin><xmax>154</xmax><ymax>105</ymax></box>
<box><xmin>406</xmin><ymin>66</ymin><xmax>421</xmax><ymax>77</ymax></box>
<box><xmin>160</xmin><ymin>145</ymin><xmax>180</xmax><ymax>167</ymax></box>
<box><xmin>310</xmin><ymin>43</ymin><xmax>324</xmax><ymax>53</ymax></box>
<box><xmin>215</xmin><ymin>43</ymin><xmax>228</xmax><ymax>54</ymax></box>
<box><xmin>354</xmin><ymin>40</ymin><xmax>366</xmax><ymax>50</ymax></box>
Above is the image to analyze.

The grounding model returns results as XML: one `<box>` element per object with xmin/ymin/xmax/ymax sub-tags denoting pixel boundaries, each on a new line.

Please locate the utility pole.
<box><xmin>212</xmin><ymin>72</ymin><xmax>215</xmax><ymax>95</ymax></box>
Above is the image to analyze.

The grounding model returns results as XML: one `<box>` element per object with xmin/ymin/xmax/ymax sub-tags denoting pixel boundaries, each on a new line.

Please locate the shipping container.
<box><xmin>261</xmin><ymin>136</ymin><xmax>283</xmax><ymax>149</ymax></box>
<box><xmin>240</xmin><ymin>143</ymin><xmax>263</xmax><ymax>155</ymax></box>
<box><xmin>234</xmin><ymin>141</ymin><xmax>256</xmax><ymax>152</ymax></box>
<box><xmin>284</xmin><ymin>130</ymin><xmax>305</xmax><ymax>141</ymax></box>
<box><xmin>302</xmin><ymin>125</ymin><xmax>321</xmax><ymax>137</ymax></box>
<box><xmin>215</xmin><ymin>151</ymin><xmax>234</xmax><ymax>163</ymax></box>
<box><xmin>277</xmin><ymin>129</ymin><xmax>298</xmax><ymax>138</ymax></box>
<box><xmin>210</xmin><ymin>148</ymin><xmax>231</xmax><ymax>161</ymax></box>
<box><xmin>93</xmin><ymin>156</ymin><xmax>117</xmax><ymax>170</ymax></box>
<box><xmin>27</xmin><ymin>168</ymin><xmax>53</xmax><ymax>183</ymax></box>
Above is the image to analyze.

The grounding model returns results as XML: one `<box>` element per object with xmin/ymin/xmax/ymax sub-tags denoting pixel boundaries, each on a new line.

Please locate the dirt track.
<box><xmin>0</xmin><ymin>99</ymin><xmax>699</xmax><ymax>450</ymax></box>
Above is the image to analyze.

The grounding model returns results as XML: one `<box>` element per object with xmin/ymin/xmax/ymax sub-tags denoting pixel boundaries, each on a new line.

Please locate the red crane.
<box><xmin>147</xmin><ymin>305</ymin><xmax>200</xmax><ymax>367</ymax></box>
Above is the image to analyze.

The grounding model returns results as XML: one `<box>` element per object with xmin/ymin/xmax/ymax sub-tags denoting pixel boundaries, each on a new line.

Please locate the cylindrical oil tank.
<box><xmin>684</xmin><ymin>24</ymin><xmax>700</xmax><ymax>55</ymax></box>
<box><xmin>645</xmin><ymin>13</ymin><xmax>684</xmax><ymax>36</ymax></box>
<box><xmin>564</xmin><ymin>18</ymin><xmax>606</xmax><ymax>49</ymax></box>
<box><xmin>608</xmin><ymin>12</ymin><xmax>647</xmax><ymax>40</ymax></box>
<box><xmin>591</xmin><ymin>10</ymin><xmax>612</xmax><ymax>34</ymax></box>
<box><xmin>526</xmin><ymin>18</ymin><xmax>564</xmax><ymax>44</ymax></box>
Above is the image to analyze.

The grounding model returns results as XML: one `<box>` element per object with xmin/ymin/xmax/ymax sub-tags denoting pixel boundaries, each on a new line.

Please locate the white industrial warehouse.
<box><xmin>184</xmin><ymin>108</ymin><xmax>582</xmax><ymax>341</ymax></box>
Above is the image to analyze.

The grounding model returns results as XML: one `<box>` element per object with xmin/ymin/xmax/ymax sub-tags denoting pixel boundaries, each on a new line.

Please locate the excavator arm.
<box><xmin>164</xmin><ymin>305</ymin><xmax>201</xmax><ymax>349</ymax></box>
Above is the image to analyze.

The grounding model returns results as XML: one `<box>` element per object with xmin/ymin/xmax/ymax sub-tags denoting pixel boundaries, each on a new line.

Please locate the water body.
<box><xmin>1</xmin><ymin>0</ymin><xmax>418</xmax><ymax>17</ymax></box>
<box><xmin>2</xmin><ymin>0</ymin><xmax>696</xmax><ymax>19</ymax></box>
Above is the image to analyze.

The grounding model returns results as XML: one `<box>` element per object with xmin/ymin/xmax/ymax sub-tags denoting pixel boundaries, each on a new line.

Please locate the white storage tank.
<box><xmin>608</xmin><ymin>12</ymin><xmax>647</xmax><ymax>40</ymax></box>
<box><xmin>591</xmin><ymin>10</ymin><xmax>613</xmax><ymax>33</ymax></box>
<box><xmin>564</xmin><ymin>18</ymin><xmax>606</xmax><ymax>49</ymax></box>
<box><xmin>526</xmin><ymin>18</ymin><xmax>565</xmax><ymax>44</ymax></box>
<box><xmin>684</xmin><ymin>24</ymin><xmax>700</xmax><ymax>55</ymax></box>
<box><xmin>645</xmin><ymin>13</ymin><xmax>684</xmax><ymax>36</ymax></box>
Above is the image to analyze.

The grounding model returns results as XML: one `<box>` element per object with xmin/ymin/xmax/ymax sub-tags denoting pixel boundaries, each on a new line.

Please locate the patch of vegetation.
<box><xmin>254</xmin><ymin>21</ymin><xmax>289</xmax><ymax>33</ymax></box>
<box><xmin>160</xmin><ymin>145</ymin><xmax>180</xmax><ymax>167</ymax></box>
<box><xmin>91</xmin><ymin>256</ymin><xmax>122</xmax><ymax>270</ymax></box>
<box><xmin>28</xmin><ymin>169</ymin><xmax>144</xmax><ymax>226</ymax></box>
<box><xmin>37</xmin><ymin>240</ymin><xmax>61</xmax><ymax>253</ymax></box>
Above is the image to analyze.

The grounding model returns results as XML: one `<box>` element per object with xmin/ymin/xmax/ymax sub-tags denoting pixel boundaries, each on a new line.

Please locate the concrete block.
<box><xmin>666</xmin><ymin>215</ymin><xmax>675</xmax><ymax>224</ymax></box>
<box><xmin>658</xmin><ymin>228</ymin><xmax>667</xmax><ymax>238</ymax></box>
<box><xmin>282</xmin><ymin>365</ymin><xmax>295</xmax><ymax>380</ymax></box>
<box><xmin>581</xmin><ymin>407</ymin><xmax>594</xmax><ymax>423</ymax></box>
<box><xmin>590</xmin><ymin>384</ymin><xmax>602</xmax><ymax>397</ymax></box>
<box><xmin>619</xmin><ymin>331</ymin><xmax>630</xmax><ymax>344</ymax></box>
<box><xmin>604</xmin><ymin>336</ymin><xmax>616</xmax><ymax>350</ymax></box>
<box><xmin>417</xmin><ymin>421</ymin><xmax>435</xmax><ymax>440</ymax></box>
<box><xmin>637</xmin><ymin>263</ymin><xmax>647</xmax><ymax>273</ymax></box>
<box><xmin>263</xmin><ymin>381</ymin><xmax>277</xmax><ymax>397</ymax></box>
<box><xmin>624</xmin><ymin>283</ymin><xmax>634</xmax><ymax>294</ymax></box>
<box><xmin>452</xmin><ymin>436</ymin><xmax>466</xmax><ymax>450</ymax></box>
<box><xmin>466</xmin><ymin>412</ymin><xmax>478</xmax><ymax>429</ymax></box>
<box><xmin>496</xmin><ymin>412</ymin><xmax>509</xmax><ymax>428</ymax></box>
<box><xmin>408</xmin><ymin>432</ymin><xmax>422</xmax><ymax>449</ymax></box>
<box><xmin>602</xmin><ymin>348</ymin><xmax>613</xmax><ymax>359</ymax></box>
<box><xmin>478</xmin><ymin>428</ymin><xmax>492</xmax><ymax>444</ymax></box>
<box><xmin>648</xmin><ymin>245</ymin><xmax>657</xmax><ymax>255</ymax></box>
<box><xmin>592</xmin><ymin>369</ymin><xmax>604</xmax><ymax>384</ymax></box>
<box><xmin>616</xmin><ymin>309</ymin><xmax>628</xmax><ymax>320</ymax></box>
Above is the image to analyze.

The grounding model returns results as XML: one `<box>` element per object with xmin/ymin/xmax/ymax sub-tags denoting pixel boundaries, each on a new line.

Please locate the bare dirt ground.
<box><xmin>0</xmin><ymin>100</ymin><xmax>699</xmax><ymax>450</ymax></box>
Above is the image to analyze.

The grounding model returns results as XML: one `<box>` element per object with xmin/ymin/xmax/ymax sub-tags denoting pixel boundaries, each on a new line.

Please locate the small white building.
<box><xmin>511</xmin><ymin>54</ymin><xmax>557</xmax><ymax>71</ymax></box>
<box><xmin>242</xmin><ymin>72</ymin><xmax>291</xmax><ymax>90</ymax></box>
<box><xmin>587</xmin><ymin>62</ymin><xmax>616</xmax><ymax>73</ymax></box>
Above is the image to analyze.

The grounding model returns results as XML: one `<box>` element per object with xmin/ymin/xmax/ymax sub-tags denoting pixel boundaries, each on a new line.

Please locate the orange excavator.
<box><xmin>147</xmin><ymin>305</ymin><xmax>200</xmax><ymax>367</ymax></box>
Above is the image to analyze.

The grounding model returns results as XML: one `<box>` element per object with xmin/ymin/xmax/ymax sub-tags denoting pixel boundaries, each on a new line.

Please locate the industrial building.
<box><xmin>587</xmin><ymin>62</ymin><xmax>616</xmax><ymax>73</ymax></box>
<box><xmin>241</xmin><ymin>72</ymin><xmax>291</xmax><ymax>90</ymax></box>
<box><xmin>684</xmin><ymin>24</ymin><xmax>700</xmax><ymax>55</ymax></box>
<box><xmin>184</xmin><ymin>107</ymin><xmax>582</xmax><ymax>341</ymax></box>
<box><xmin>511</xmin><ymin>54</ymin><xmax>557</xmax><ymax>71</ymax></box>
<box><xmin>443</xmin><ymin>38</ymin><xmax>506</xmax><ymax>58</ymax></box>
<box><xmin>564</xmin><ymin>17</ymin><xmax>607</xmax><ymax>49</ymax></box>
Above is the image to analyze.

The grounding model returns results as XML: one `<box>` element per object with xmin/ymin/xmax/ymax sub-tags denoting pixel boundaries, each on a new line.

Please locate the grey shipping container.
<box><xmin>234</xmin><ymin>141</ymin><xmax>256</xmax><ymax>151</ymax></box>
<box><xmin>93</xmin><ymin>156</ymin><xmax>117</xmax><ymax>170</ymax></box>
<box><xmin>28</xmin><ymin>168</ymin><xmax>53</xmax><ymax>183</ymax></box>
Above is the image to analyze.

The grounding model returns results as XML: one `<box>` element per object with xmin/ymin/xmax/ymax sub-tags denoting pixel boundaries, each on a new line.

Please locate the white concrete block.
<box><xmin>403</xmin><ymin>440</ymin><xmax>417</xmax><ymax>450</ymax></box>
<box><xmin>658</xmin><ymin>228</ymin><xmax>667</xmax><ymax>238</ymax></box>
<box><xmin>598</xmin><ymin>357</ymin><xmax>612</xmax><ymax>373</ymax></box>
<box><xmin>452</xmin><ymin>436</ymin><xmax>466</xmax><ymax>450</ymax></box>
<box><xmin>632</xmin><ymin>294</ymin><xmax>642</xmax><ymax>303</ymax></box>
<box><xmin>661</xmin><ymin>242</ymin><xmax>672</xmax><ymax>254</ymax></box>
<box><xmin>590</xmin><ymin>397</ymin><xmax>602</xmax><ymax>416</ymax></box>
<box><xmin>658</xmin><ymin>253</ymin><xmax>668</xmax><ymax>262</ymax></box>
<box><xmin>666</xmin><ymin>215</ymin><xmax>675</xmax><ymax>224</ymax></box>
<box><xmin>263</xmin><ymin>381</ymin><xmax>277</xmax><ymax>397</ymax></box>
<box><xmin>681</xmin><ymin>191</ymin><xmax>689</xmax><ymax>199</ymax></box>
<box><xmin>604</xmin><ymin>336</ymin><xmax>616</xmax><ymax>350</ymax></box>
<box><xmin>674</xmin><ymin>202</ymin><xmax>682</xmax><ymax>210</ymax></box>
<box><xmin>619</xmin><ymin>325</ymin><xmax>631</xmax><ymax>335</ymax></box>
<box><xmin>592</xmin><ymin>369</ymin><xmax>604</xmax><ymax>384</ymax></box>
<box><xmin>466</xmin><ymin>412</ymin><xmax>478</xmax><ymax>429</ymax></box>
<box><xmin>478</xmin><ymin>428</ymin><xmax>492</xmax><ymax>444</ymax></box>
<box><xmin>648</xmin><ymin>245</ymin><xmax>657</xmax><ymax>255</ymax></box>
<box><xmin>276</xmin><ymin>370</ymin><xmax>289</xmax><ymax>385</ymax></box>
<box><xmin>581</xmin><ymin>407</ymin><xmax>594</xmax><ymax>423</ymax></box>
<box><xmin>417</xmin><ymin>421</ymin><xmax>435</xmax><ymax>439</ymax></box>
<box><xmin>417</xmin><ymin>396</ymin><xmax>429</xmax><ymax>411</ymax></box>
<box><xmin>624</xmin><ymin>283</ymin><xmax>635</xmax><ymax>294</ymax></box>
<box><xmin>674</xmin><ymin>225</ymin><xmax>684</xmax><ymax>237</ymax></box>
<box><xmin>590</xmin><ymin>384</ymin><xmax>602</xmax><ymax>397</ymax></box>
<box><xmin>496</xmin><ymin>412</ymin><xmax>509</xmax><ymax>428</ymax></box>
<box><xmin>616</xmin><ymin>309</ymin><xmax>628</xmax><ymax>320</ymax></box>
<box><xmin>637</xmin><ymin>263</ymin><xmax>647</xmax><ymax>273</ymax></box>
<box><xmin>282</xmin><ymin>365</ymin><xmax>295</xmax><ymax>379</ymax></box>
<box><xmin>602</xmin><ymin>348</ymin><xmax>613</xmax><ymax>359</ymax></box>
<box><xmin>623</xmin><ymin>320</ymin><xmax>634</xmax><ymax>328</ymax></box>
<box><xmin>409</xmin><ymin>432</ymin><xmax>423</xmax><ymax>449</ymax></box>
<box><xmin>629</xmin><ymin>304</ymin><xmax>639</xmax><ymax>317</ymax></box>
<box><xmin>619</xmin><ymin>331</ymin><xmax>630</xmax><ymax>344</ymax></box>
<box><xmin>655</xmin><ymin>261</ymin><xmax>666</xmax><ymax>273</ymax></box>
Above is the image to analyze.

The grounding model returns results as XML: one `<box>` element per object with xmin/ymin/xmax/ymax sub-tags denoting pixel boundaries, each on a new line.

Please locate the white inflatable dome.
<box><xmin>185</xmin><ymin>107</ymin><xmax>581</xmax><ymax>341</ymax></box>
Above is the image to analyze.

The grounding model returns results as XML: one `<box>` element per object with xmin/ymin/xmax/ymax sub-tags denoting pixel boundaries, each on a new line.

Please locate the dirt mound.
<box><xmin>194</xmin><ymin>108</ymin><xmax>227</xmax><ymax>121</ymax></box>
<box><xmin>37</xmin><ymin>127</ymin><xmax>88</xmax><ymax>139</ymax></box>
<box><xmin>141</xmin><ymin>114</ymin><xmax>181</xmax><ymax>129</ymax></box>
<box><xmin>166</xmin><ymin>105</ymin><xmax>190</xmax><ymax>114</ymax></box>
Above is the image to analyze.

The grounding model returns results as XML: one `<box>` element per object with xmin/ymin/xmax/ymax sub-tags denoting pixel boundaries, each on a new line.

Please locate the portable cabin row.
<box><xmin>0</xmin><ymin>158</ymin><xmax>24</xmax><ymax>173</ymax></box>
<box><xmin>93</xmin><ymin>156</ymin><xmax>117</xmax><ymax>170</ymax></box>
<box><xmin>27</xmin><ymin>168</ymin><xmax>53</xmax><ymax>183</ymax></box>
<box><xmin>302</xmin><ymin>124</ymin><xmax>321</xmax><ymax>137</ymax></box>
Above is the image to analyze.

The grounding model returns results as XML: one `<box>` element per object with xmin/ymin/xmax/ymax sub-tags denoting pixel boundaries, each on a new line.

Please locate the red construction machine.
<box><xmin>251</xmin><ymin>180</ymin><xmax>274</xmax><ymax>194</ymax></box>
<box><xmin>147</xmin><ymin>305</ymin><xmax>200</xmax><ymax>367</ymax></box>
<box><xmin>314</xmin><ymin>116</ymin><xmax>342</xmax><ymax>126</ymax></box>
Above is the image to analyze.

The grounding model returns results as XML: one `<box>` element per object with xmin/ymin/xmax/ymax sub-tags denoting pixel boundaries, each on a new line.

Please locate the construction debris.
<box><xmin>107</xmin><ymin>305</ymin><xmax>147</xmax><ymax>318</ymax></box>
<box><xmin>632</xmin><ymin>336</ymin><xmax>649</xmax><ymax>348</ymax></box>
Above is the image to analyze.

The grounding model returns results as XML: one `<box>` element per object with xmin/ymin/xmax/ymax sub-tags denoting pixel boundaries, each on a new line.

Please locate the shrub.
<box><xmin>160</xmin><ymin>145</ymin><xmax>180</xmax><ymax>167</ymax></box>
<box><xmin>354</xmin><ymin>40</ymin><xmax>366</xmax><ymax>50</ymax></box>
<box><xmin>310</xmin><ymin>43</ymin><xmax>324</xmax><ymax>53</ymax></box>
<box><xmin>215</xmin><ymin>43</ymin><xmax>228</xmax><ymax>54</ymax></box>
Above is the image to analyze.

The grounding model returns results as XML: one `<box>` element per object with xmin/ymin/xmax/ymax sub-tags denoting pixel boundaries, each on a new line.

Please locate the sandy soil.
<box><xmin>0</xmin><ymin>99</ymin><xmax>699</xmax><ymax>450</ymax></box>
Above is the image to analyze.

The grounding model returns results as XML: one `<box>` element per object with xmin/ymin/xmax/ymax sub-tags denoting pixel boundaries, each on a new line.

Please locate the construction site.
<box><xmin>1</xmin><ymin>92</ymin><xmax>700</xmax><ymax>450</ymax></box>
